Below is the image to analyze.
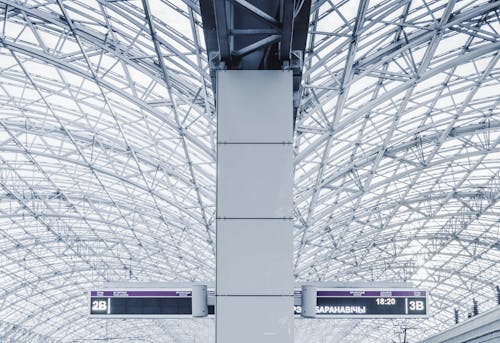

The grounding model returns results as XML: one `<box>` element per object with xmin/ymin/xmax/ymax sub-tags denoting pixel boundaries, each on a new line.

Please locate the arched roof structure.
<box><xmin>0</xmin><ymin>0</ymin><xmax>498</xmax><ymax>342</ymax></box>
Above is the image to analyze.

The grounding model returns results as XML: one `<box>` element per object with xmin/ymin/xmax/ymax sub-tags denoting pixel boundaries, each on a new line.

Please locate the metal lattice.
<box><xmin>0</xmin><ymin>0</ymin><xmax>499</xmax><ymax>342</ymax></box>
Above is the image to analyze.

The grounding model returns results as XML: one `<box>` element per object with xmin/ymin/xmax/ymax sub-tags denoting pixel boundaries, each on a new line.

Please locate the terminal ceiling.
<box><xmin>0</xmin><ymin>0</ymin><xmax>499</xmax><ymax>342</ymax></box>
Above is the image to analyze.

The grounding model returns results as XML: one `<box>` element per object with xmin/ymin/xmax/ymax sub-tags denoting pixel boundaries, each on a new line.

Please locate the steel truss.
<box><xmin>0</xmin><ymin>0</ymin><xmax>498</xmax><ymax>342</ymax></box>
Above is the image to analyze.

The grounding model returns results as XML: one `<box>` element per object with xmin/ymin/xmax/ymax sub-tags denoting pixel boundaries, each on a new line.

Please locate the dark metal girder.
<box><xmin>280</xmin><ymin>0</ymin><xmax>294</xmax><ymax>61</ymax></box>
<box><xmin>200</xmin><ymin>0</ymin><xmax>311</xmax><ymax>69</ymax></box>
<box><xmin>230</xmin><ymin>0</ymin><xmax>281</xmax><ymax>28</ymax></box>
<box><xmin>199</xmin><ymin>0</ymin><xmax>312</xmax><ymax>121</ymax></box>
<box><xmin>212</xmin><ymin>0</ymin><xmax>231</xmax><ymax>61</ymax></box>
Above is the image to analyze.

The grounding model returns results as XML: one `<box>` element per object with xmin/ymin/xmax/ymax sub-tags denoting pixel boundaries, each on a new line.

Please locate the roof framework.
<box><xmin>0</xmin><ymin>0</ymin><xmax>498</xmax><ymax>342</ymax></box>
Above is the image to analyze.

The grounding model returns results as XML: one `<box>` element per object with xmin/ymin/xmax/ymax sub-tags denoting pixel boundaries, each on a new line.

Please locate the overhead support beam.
<box><xmin>232</xmin><ymin>34</ymin><xmax>281</xmax><ymax>57</ymax></box>
<box><xmin>200</xmin><ymin>0</ymin><xmax>312</xmax><ymax>122</ymax></box>
<box><xmin>213</xmin><ymin>0</ymin><xmax>231</xmax><ymax>61</ymax></box>
<box><xmin>229</xmin><ymin>0</ymin><xmax>281</xmax><ymax>27</ymax></box>
<box><xmin>201</xmin><ymin>0</ymin><xmax>309</xmax><ymax>68</ymax></box>
<box><xmin>279</xmin><ymin>0</ymin><xmax>294</xmax><ymax>61</ymax></box>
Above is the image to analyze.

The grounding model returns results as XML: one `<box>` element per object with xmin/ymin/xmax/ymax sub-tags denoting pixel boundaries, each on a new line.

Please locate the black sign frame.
<box><xmin>294</xmin><ymin>288</ymin><xmax>429</xmax><ymax>318</ymax></box>
<box><xmin>88</xmin><ymin>289</ymin><xmax>215</xmax><ymax>319</ymax></box>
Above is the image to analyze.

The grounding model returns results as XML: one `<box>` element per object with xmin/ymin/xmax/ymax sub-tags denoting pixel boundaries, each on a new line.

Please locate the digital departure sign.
<box><xmin>294</xmin><ymin>289</ymin><xmax>428</xmax><ymax>318</ymax></box>
<box><xmin>90</xmin><ymin>287</ymin><xmax>427</xmax><ymax>319</ymax></box>
<box><xmin>89</xmin><ymin>290</ymin><xmax>215</xmax><ymax>318</ymax></box>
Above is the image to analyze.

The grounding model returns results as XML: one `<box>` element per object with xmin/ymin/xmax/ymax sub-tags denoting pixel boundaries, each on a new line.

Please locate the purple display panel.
<box><xmin>294</xmin><ymin>289</ymin><xmax>428</xmax><ymax>318</ymax></box>
<box><xmin>316</xmin><ymin>290</ymin><xmax>427</xmax><ymax>297</ymax></box>
<box><xmin>90</xmin><ymin>290</ymin><xmax>191</xmax><ymax>297</ymax></box>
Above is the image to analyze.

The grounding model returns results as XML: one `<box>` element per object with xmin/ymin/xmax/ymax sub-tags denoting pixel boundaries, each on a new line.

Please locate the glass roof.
<box><xmin>0</xmin><ymin>0</ymin><xmax>498</xmax><ymax>342</ymax></box>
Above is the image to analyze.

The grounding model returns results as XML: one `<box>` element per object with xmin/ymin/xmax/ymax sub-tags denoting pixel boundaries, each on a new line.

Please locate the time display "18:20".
<box><xmin>376</xmin><ymin>297</ymin><xmax>396</xmax><ymax>305</ymax></box>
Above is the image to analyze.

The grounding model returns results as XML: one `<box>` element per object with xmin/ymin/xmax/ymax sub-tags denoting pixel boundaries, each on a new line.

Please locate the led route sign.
<box><xmin>294</xmin><ymin>289</ymin><xmax>428</xmax><ymax>318</ymax></box>
<box><xmin>90</xmin><ymin>287</ymin><xmax>428</xmax><ymax>319</ymax></box>
<box><xmin>89</xmin><ymin>289</ymin><xmax>214</xmax><ymax>318</ymax></box>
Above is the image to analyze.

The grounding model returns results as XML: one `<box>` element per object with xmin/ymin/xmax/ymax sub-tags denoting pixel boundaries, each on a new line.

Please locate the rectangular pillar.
<box><xmin>216</xmin><ymin>70</ymin><xmax>294</xmax><ymax>343</ymax></box>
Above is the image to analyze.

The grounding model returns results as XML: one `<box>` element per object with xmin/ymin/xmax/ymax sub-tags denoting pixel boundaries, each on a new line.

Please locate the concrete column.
<box><xmin>216</xmin><ymin>70</ymin><xmax>294</xmax><ymax>343</ymax></box>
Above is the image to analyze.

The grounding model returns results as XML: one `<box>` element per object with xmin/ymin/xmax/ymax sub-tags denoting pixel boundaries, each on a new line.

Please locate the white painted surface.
<box><xmin>217</xmin><ymin>70</ymin><xmax>293</xmax><ymax>143</ymax></box>
<box><xmin>216</xmin><ymin>70</ymin><xmax>293</xmax><ymax>343</ymax></box>
<box><xmin>216</xmin><ymin>296</ymin><xmax>294</xmax><ymax>342</ymax></box>
<box><xmin>217</xmin><ymin>219</ymin><xmax>293</xmax><ymax>295</ymax></box>
<box><xmin>217</xmin><ymin>144</ymin><xmax>293</xmax><ymax>218</ymax></box>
